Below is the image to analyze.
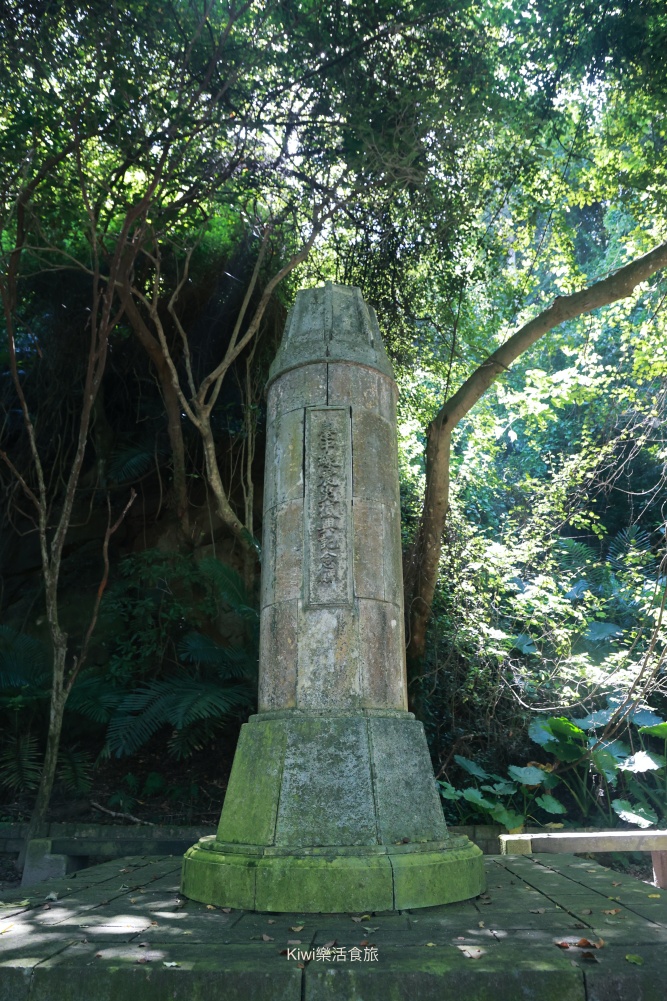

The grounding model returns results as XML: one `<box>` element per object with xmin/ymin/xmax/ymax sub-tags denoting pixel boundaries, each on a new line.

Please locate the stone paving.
<box><xmin>1</xmin><ymin>853</ymin><xmax>665</xmax><ymax>1000</ymax></box>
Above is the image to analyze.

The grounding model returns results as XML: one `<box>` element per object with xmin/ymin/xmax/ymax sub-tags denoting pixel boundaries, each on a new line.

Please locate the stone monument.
<box><xmin>181</xmin><ymin>283</ymin><xmax>484</xmax><ymax>911</ymax></box>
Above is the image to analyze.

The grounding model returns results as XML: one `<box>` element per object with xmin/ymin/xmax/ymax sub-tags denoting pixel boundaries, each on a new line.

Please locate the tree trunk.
<box><xmin>17</xmin><ymin>642</ymin><xmax>67</xmax><ymax>866</ymax></box>
<box><xmin>404</xmin><ymin>241</ymin><xmax>667</xmax><ymax>694</ymax></box>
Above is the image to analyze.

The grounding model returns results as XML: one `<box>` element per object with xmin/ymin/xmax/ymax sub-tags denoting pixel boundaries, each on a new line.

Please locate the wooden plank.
<box><xmin>500</xmin><ymin>830</ymin><xmax>667</xmax><ymax>854</ymax></box>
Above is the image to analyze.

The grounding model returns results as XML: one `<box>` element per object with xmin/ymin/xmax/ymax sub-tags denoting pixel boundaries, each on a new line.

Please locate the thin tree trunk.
<box><xmin>405</xmin><ymin>241</ymin><xmax>667</xmax><ymax>685</ymax></box>
<box><xmin>17</xmin><ymin>644</ymin><xmax>67</xmax><ymax>863</ymax></box>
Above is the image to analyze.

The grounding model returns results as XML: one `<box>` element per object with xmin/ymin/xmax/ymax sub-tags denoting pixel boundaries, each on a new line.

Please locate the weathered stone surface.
<box><xmin>273</xmin><ymin>501</ymin><xmax>304</xmax><ymax>601</ymax></box>
<box><xmin>256</xmin><ymin>854</ymin><xmax>394</xmax><ymax>914</ymax></box>
<box><xmin>21</xmin><ymin>838</ymin><xmax>87</xmax><ymax>887</ymax></box>
<box><xmin>269</xmin><ymin>285</ymin><xmax>393</xmax><ymax>384</ymax></box>
<box><xmin>267</xmin><ymin>363</ymin><xmax>327</xmax><ymax>423</ymax></box>
<box><xmin>303</xmin><ymin>952</ymin><xmax>585</xmax><ymax>1001</ymax></box>
<box><xmin>304</xmin><ymin>407</ymin><xmax>353</xmax><ymax>608</ymax></box>
<box><xmin>258</xmin><ymin>602</ymin><xmax>298</xmax><ymax>711</ymax></box>
<box><xmin>369</xmin><ymin>717</ymin><xmax>447</xmax><ymax>842</ymax></box>
<box><xmin>382</xmin><ymin>501</ymin><xmax>403</xmax><ymax>605</ymax></box>
<box><xmin>391</xmin><ymin>848</ymin><xmax>485</xmax><ymax>909</ymax></box>
<box><xmin>328</xmin><ymin>363</ymin><xmax>397</xmax><ymax>425</ymax></box>
<box><xmin>31</xmin><ymin>943</ymin><xmax>302</xmax><ymax>1001</ymax></box>
<box><xmin>14</xmin><ymin>854</ymin><xmax>667</xmax><ymax>998</ymax></box>
<box><xmin>351</xmin><ymin>409</ymin><xmax>399</xmax><ymax>502</ymax></box>
<box><xmin>295</xmin><ymin>603</ymin><xmax>361</xmax><ymax>711</ymax></box>
<box><xmin>358</xmin><ymin>599</ymin><xmax>406</xmax><ymax>709</ymax></box>
<box><xmin>183</xmin><ymin>283</ymin><xmax>484</xmax><ymax>911</ymax></box>
<box><xmin>216</xmin><ymin>721</ymin><xmax>285</xmax><ymax>845</ymax></box>
<box><xmin>352</xmin><ymin>501</ymin><xmax>384</xmax><ymax>600</ymax></box>
<box><xmin>274</xmin><ymin>716</ymin><xmax>377</xmax><ymax>848</ymax></box>
<box><xmin>273</xmin><ymin>408</ymin><xmax>305</xmax><ymax>507</ymax></box>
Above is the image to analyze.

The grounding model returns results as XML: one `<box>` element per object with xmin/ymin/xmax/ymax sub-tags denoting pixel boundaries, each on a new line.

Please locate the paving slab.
<box><xmin>1</xmin><ymin>854</ymin><xmax>666</xmax><ymax>999</ymax></box>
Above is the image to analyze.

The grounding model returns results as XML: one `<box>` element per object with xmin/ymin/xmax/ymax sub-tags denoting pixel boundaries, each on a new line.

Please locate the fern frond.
<box><xmin>557</xmin><ymin>538</ymin><xmax>611</xmax><ymax>590</ymax></box>
<box><xmin>106</xmin><ymin>675</ymin><xmax>253</xmax><ymax>757</ymax></box>
<box><xmin>67</xmin><ymin>674</ymin><xmax>125</xmax><ymax>723</ymax></box>
<box><xmin>167</xmin><ymin>679</ymin><xmax>252</xmax><ymax>729</ymax></box>
<box><xmin>197</xmin><ymin>558</ymin><xmax>257</xmax><ymax>619</ymax></box>
<box><xmin>557</xmin><ymin>538</ymin><xmax>599</xmax><ymax>569</ymax></box>
<box><xmin>607</xmin><ymin>526</ymin><xmax>657</xmax><ymax>576</ymax></box>
<box><xmin>0</xmin><ymin>733</ymin><xmax>41</xmax><ymax>792</ymax></box>
<box><xmin>167</xmin><ymin>718</ymin><xmax>226</xmax><ymax>760</ymax></box>
<box><xmin>108</xmin><ymin>435</ymin><xmax>169</xmax><ymax>484</ymax></box>
<box><xmin>0</xmin><ymin>626</ymin><xmax>50</xmax><ymax>689</ymax></box>
<box><xmin>56</xmin><ymin>746</ymin><xmax>93</xmax><ymax>792</ymax></box>
<box><xmin>178</xmin><ymin>631</ymin><xmax>255</xmax><ymax>678</ymax></box>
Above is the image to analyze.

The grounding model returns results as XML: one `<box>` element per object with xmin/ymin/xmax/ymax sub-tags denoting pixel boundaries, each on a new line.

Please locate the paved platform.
<box><xmin>1</xmin><ymin>853</ymin><xmax>665</xmax><ymax>1000</ymax></box>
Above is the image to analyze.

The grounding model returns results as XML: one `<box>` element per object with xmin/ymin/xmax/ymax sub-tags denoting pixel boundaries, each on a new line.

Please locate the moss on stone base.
<box><xmin>181</xmin><ymin>711</ymin><xmax>485</xmax><ymax>912</ymax></box>
<box><xmin>181</xmin><ymin>841</ymin><xmax>484</xmax><ymax>913</ymax></box>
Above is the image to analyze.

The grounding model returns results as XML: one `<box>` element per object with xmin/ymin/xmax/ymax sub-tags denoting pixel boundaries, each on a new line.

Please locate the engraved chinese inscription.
<box><xmin>305</xmin><ymin>407</ymin><xmax>352</xmax><ymax>606</ymax></box>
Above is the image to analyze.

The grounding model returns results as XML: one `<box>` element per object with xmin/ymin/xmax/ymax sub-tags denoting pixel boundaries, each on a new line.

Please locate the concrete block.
<box><xmin>21</xmin><ymin>838</ymin><xmax>87</xmax><ymax>887</ymax></box>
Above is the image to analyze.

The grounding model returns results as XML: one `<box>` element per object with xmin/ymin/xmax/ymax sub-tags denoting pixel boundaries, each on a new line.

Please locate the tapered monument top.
<box><xmin>268</xmin><ymin>282</ymin><xmax>394</xmax><ymax>385</ymax></box>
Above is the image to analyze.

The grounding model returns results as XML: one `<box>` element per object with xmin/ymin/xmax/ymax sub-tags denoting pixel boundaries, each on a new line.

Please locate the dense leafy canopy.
<box><xmin>1</xmin><ymin>0</ymin><xmax>666</xmax><ymax>831</ymax></box>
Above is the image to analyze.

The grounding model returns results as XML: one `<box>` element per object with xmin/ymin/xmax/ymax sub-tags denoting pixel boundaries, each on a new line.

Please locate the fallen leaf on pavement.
<box><xmin>603</xmin><ymin>909</ymin><xmax>621</xmax><ymax>915</ymax></box>
<box><xmin>261</xmin><ymin>934</ymin><xmax>274</xmax><ymax>942</ymax></box>
<box><xmin>576</xmin><ymin>938</ymin><xmax>604</xmax><ymax>949</ymax></box>
<box><xmin>625</xmin><ymin>954</ymin><xmax>644</xmax><ymax>965</ymax></box>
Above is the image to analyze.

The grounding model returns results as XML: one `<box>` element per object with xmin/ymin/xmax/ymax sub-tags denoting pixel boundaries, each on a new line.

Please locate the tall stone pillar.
<box><xmin>181</xmin><ymin>284</ymin><xmax>483</xmax><ymax>912</ymax></box>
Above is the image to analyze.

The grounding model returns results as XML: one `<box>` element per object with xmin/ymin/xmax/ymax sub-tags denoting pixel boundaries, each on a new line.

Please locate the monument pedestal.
<box><xmin>182</xmin><ymin>283</ymin><xmax>483</xmax><ymax>911</ymax></box>
<box><xmin>182</xmin><ymin>710</ymin><xmax>483</xmax><ymax>911</ymax></box>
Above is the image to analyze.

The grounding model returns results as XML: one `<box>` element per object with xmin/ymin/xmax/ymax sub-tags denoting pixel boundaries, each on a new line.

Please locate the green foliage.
<box><xmin>442</xmin><ymin>706</ymin><xmax>667</xmax><ymax>831</ymax></box>
<box><xmin>56</xmin><ymin>746</ymin><xmax>93</xmax><ymax>794</ymax></box>
<box><xmin>0</xmin><ymin>734</ymin><xmax>41</xmax><ymax>793</ymax></box>
<box><xmin>103</xmin><ymin>552</ymin><xmax>257</xmax><ymax>759</ymax></box>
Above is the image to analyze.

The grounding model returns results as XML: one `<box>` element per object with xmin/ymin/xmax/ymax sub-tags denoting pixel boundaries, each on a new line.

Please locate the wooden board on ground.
<box><xmin>1</xmin><ymin>853</ymin><xmax>666</xmax><ymax>1000</ymax></box>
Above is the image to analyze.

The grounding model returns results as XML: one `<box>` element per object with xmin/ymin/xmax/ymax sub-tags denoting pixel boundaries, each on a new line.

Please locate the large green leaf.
<box><xmin>534</xmin><ymin>793</ymin><xmax>567</xmax><ymax>815</ymax></box>
<box><xmin>618</xmin><ymin>750</ymin><xmax>664</xmax><ymax>774</ymax></box>
<box><xmin>639</xmin><ymin>723</ymin><xmax>667</xmax><ymax>739</ymax></box>
<box><xmin>462</xmin><ymin>787</ymin><xmax>494</xmax><ymax>809</ymax></box>
<box><xmin>491</xmin><ymin>805</ymin><xmax>525</xmax><ymax>830</ymax></box>
<box><xmin>611</xmin><ymin>799</ymin><xmax>657</xmax><ymax>829</ymax></box>
<box><xmin>437</xmin><ymin>781</ymin><xmax>462</xmax><ymax>801</ymax></box>
<box><xmin>507</xmin><ymin>764</ymin><xmax>545</xmax><ymax>786</ymax></box>
<box><xmin>454</xmin><ymin>754</ymin><xmax>490</xmax><ymax>780</ymax></box>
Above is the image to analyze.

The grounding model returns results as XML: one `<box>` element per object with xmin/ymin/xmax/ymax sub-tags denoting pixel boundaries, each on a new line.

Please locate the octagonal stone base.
<box><xmin>181</xmin><ymin>711</ymin><xmax>484</xmax><ymax>912</ymax></box>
